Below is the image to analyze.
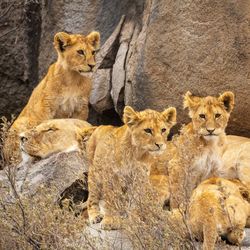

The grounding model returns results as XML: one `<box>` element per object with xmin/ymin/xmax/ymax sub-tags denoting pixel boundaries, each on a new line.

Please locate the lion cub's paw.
<box><xmin>101</xmin><ymin>216</ymin><xmax>121</xmax><ymax>230</ymax></box>
<box><xmin>89</xmin><ymin>212</ymin><xmax>104</xmax><ymax>224</ymax></box>
<box><xmin>227</xmin><ymin>228</ymin><xmax>245</xmax><ymax>245</ymax></box>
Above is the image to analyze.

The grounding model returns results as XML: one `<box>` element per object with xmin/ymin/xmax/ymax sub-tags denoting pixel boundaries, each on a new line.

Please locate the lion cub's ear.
<box><xmin>123</xmin><ymin>106</ymin><xmax>139</xmax><ymax>127</ymax></box>
<box><xmin>162</xmin><ymin>107</ymin><xmax>177</xmax><ymax>126</ymax></box>
<box><xmin>218</xmin><ymin>91</ymin><xmax>235</xmax><ymax>113</ymax></box>
<box><xmin>239</xmin><ymin>186</ymin><xmax>250</xmax><ymax>203</ymax></box>
<box><xmin>78</xmin><ymin>126</ymin><xmax>97</xmax><ymax>142</ymax></box>
<box><xmin>183</xmin><ymin>91</ymin><xmax>201</xmax><ymax>117</ymax></box>
<box><xmin>54</xmin><ymin>32</ymin><xmax>72</xmax><ymax>52</ymax></box>
<box><xmin>86</xmin><ymin>31</ymin><xmax>100</xmax><ymax>50</ymax></box>
<box><xmin>183</xmin><ymin>91</ymin><xmax>201</xmax><ymax>110</ymax></box>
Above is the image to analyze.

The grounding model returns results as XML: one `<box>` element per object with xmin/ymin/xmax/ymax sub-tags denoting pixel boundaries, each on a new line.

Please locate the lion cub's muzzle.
<box><xmin>19</xmin><ymin>133</ymin><xmax>31</xmax><ymax>153</ymax></box>
<box><xmin>148</xmin><ymin>143</ymin><xmax>166</xmax><ymax>155</ymax></box>
<box><xmin>20</xmin><ymin>135</ymin><xmax>28</xmax><ymax>143</ymax></box>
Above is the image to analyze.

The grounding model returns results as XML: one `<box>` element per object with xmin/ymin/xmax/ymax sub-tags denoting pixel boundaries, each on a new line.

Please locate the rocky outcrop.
<box><xmin>0</xmin><ymin>0</ymin><xmax>249</xmax><ymax>136</ymax></box>
<box><xmin>0</xmin><ymin>1</ymin><xmax>41</xmax><ymax>118</ymax></box>
<box><xmin>0</xmin><ymin>152</ymin><xmax>88</xmax><ymax>206</ymax></box>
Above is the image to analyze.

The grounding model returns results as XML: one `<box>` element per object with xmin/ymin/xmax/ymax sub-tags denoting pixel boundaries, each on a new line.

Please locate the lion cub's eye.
<box><xmin>199</xmin><ymin>114</ymin><xmax>206</xmax><ymax>119</ymax></box>
<box><xmin>46</xmin><ymin>127</ymin><xmax>57</xmax><ymax>132</ymax></box>
<box><xmin>144</xmin><ymin>128</ymin><xmax>152</xmax><ymax>134</ymax></box>
<box><xmin>161</xmin><ymin>128</ymin><xmax>167</xmax><ymax>133</ymax></box>
<box><xmin>92</xmin><ymin>50</ymin><xmax>96</xmax><ymax>55</ymax></box>
<box><xmin>77</xmin><ymin>50</ymin><xmax>85</xmax><ymax>55</ymax></box>
<box><xmin>215</xmin><ymin>113</ymin><xmax>221</xmax><ymax>119</ymax></box>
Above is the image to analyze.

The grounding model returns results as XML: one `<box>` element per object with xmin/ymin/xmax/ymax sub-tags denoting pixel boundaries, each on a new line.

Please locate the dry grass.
<box><xmin>89</xmin><ymin>158</ymin><xmax>195</xmax><ymax>249</ymax></box>
<box><xmin>0</xmin><ymin>118</ymin><xmax>209</xmax><ymax>249</ymax></box>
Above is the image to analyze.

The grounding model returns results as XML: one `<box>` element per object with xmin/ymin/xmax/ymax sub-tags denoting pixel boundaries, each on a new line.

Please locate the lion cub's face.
<box><xmin>184</xmin><ymin>91</ymin><xmax>235</xmax><ymax>141</ymax></box>
<box><xmin>19</xmin><ymin>119</ymin><xmax>92</xmax><ymax>162</ymax></box>
<box><xmin>123</xmin><ymin>106</ymin><xmax>177</xmax><ymax>155</ymax></box>
<box><xmin>54</xmin><ymin>31</ymin><xmax>100</xmax><ymax>74</ymax></box>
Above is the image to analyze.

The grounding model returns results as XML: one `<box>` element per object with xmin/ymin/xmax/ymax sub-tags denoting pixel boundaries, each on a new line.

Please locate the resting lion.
<box><xmin>222</xmin><ymin>135</ymin><xmax>250</xmax><ymax>186</ymax></box>
<box><xmin>18</xmin><ymin>119</ymin><xmax>96</xmax><ymax>163</ymax></box>
<box><xmin>167</xmin><ymin>91</ymin><xmax>235</xmax><ymax>208</ymax></box>
<box><xmin>86</xmin><ymin>106</ymin><xmax>177</xmax><ymax>230</ymax></box>
<box><xmin>169</xmin><ymin>177</ymin><xmax>250</xmax><ymax>250</ymax></box>
<box><xmin>4</xmin><ymin>31</ymin><xmax>100</xmax><ymax>164</ymax></box>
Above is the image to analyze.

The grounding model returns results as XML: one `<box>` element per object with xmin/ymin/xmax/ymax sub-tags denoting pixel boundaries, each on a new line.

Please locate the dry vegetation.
<box><xmin>0</xmin><ymin>118</ymin><xmax>245</xmax><ymax>250</ymax></box>
<box><xmin>0</xmin><ymin>118</ymin><xmax>195</xmax><ymax>249</ymax></box>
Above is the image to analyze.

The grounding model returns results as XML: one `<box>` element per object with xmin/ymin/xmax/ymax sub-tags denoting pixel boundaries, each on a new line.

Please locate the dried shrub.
<box><xmin>0</xmin><ymin>164</ymin><xmax>118</xmax><ymax>250</ymax></box>
<box><xmin>91</xmin><ymin>158</ymin><xmax>195</xmax><ymax>249</ymax></box>
<box><xmin>0</xmin><ymin>118</ymin><xmax>197</xmax><ymax>249</ymax></box>
<box><xmin>0</xmin><ymin>116</ymin><xmax>15</xmax><ymax>169</ymax></box>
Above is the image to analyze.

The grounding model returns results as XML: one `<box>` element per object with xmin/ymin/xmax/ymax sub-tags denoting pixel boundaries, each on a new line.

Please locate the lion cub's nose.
<box><xmin>19</xmin><ymin>134</ymin><xmax>28</xmax><ymax>143</ymax></box>
<box><xmin>207</xmin><ymin>128</ymin><xmax>215</xmax><ymax>134</ymax></box>
<box><xmin>88</xmin><ymin>64</ymin><xmax>95</xmax><ymax>70</ymax></box>
<box><xmin>155</xmin><ymin>143</ymin><xmax>163</xmax><ymax>149</ymax></box>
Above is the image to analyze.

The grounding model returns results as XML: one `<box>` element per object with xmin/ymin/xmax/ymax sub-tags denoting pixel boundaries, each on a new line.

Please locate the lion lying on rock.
<box><xmin>18</xmin><ymin>119</ymin><xmax>96</xmax><ymax>164</ymax></box>
<box><xmin>4</xmin><ymin>31</ymin><xmax>100</xmax><ymax>164</ymax></box>
<box><xmin>86</xmin><ymin>106</ymin><xmax>177</xmax><ymax>230</ymax></box>
<box><xmin>169</xmin><ymin>177</ymin><xmax>250</xmax><ymax>250</ymax></box>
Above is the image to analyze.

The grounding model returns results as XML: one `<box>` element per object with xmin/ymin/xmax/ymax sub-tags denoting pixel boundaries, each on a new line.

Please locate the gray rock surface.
<box><xmin>0</xmin><ymin>151</ymin><xmax>88</xmax><ymax>202</ymax></box>
<box><xmin>0</xmin><ymin>1</ymin><xmax>41</xmax><ymax>118</ymax></box>
<box><xmin>90</xmin><ymin>69</ymin><xmax>113</xmax><ymax>113</ymax></box>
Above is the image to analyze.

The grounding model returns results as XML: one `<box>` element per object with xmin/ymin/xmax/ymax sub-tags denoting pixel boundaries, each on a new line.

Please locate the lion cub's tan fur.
<box><xmin>168</xmin><ymin>91</ymin><xmax>235</xmax><ymax>208</ymax></box>
<box><xmin>222</xmin><ymin>135</ymin><xmax>250</xmax><ymax>187</ymax></box>
<box><xmin>169</xmin><ymin>178</ymin><xmax>250</xmax><ymax>250</ymax></box>
<box><xmin>86</xmin><ymin>106</ymin><xmax>176</xmax><ymax>230</ymax></box>
<box><xmin>19</xmin><ymin>119</ymin><xmax>96</xmax><ymax>163</ymax></box>
<box><xmin>4</xmin><ymin>31</ymin><xmax>100</xmax><ymax>164</ymax></box>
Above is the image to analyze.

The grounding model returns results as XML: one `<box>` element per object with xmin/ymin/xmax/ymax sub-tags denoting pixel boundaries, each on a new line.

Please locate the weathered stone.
<box><xmin>0</xmin><ymin>0</ymin><xmax>41</xmax><ymax>119</ymax></box>
<box><xmin>95</xmin><ymin>15</ymin><xmax>126</xmax><ymax>69</ymax></box>
<box><xmin>90</xmin><ymin>69</ymin><xmax>113</xmax><ymax>113</ymax></box>
<box><xmin>0</xmin><ymin>151</ymin><xmax>88</xmax><ymax>202</ymax></box>
<box><xmin>111</xmin><ymin>20</ymin><xmax>135</xmax><ymax>114</ymax></box>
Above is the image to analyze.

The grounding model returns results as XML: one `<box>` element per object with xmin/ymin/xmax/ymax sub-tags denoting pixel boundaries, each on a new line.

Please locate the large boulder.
<box><xmin>0</xmin><ymin>1</ymin><xmax>41</xmax><ymax>118</ymax></box>
<box><xmin>0</xmin><ymin>151</ymin><xmax>88</xmax><ymax>206</ymax></box>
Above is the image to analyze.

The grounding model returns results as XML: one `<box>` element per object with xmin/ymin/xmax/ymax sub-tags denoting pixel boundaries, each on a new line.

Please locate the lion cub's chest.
<box><xmin>192</xmin><ymin>148</ymin><xmax>223</xmax><ymax>182</ymax></box>
<box><xmin>56</xmin><ymin>94</ymin><xmax>87</xmax><ymax>118</ymax></box>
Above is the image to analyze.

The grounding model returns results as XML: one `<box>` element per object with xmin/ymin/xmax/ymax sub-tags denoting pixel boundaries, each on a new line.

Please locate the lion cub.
<box><xmin>18</xmin><ymin>119</ymin><xmax>95</xmax><ymax>163</ymax></box>
<box><xmin>86</xmin><ymin>106</ymin><xmax>177</xmax><ymax>230</ymax></box>
<box><xmin>169</xmin><ymin>178</ymin><xmax>250</xmax><ymax>250</ymax></box>
<box><xmin>168</xmin><ymin>91</ymin><xmax>235</xmax><ymax>208</ymax></box>
<box><xmin>4</xmin><ymin>31</ymin><xmax>100</xmax><ymax>164</ymax></box>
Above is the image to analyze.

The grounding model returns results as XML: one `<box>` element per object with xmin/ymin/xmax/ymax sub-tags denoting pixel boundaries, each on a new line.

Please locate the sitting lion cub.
<box><xmin>168</xmin><ymin>91</ymin><xmax>235</xmax><ymax>208</ymax></box>
<box><xmin>169</xmin><ymin>178</ymin><xmax>250</xmax><ymax>250</ymax></box>
<box><xmin>86</xmin><ymin>106</ymin><xmax>177</xmax><ymax>230</ymax></box>
<box><xmin>19</xmin><ymin>119</ymin><xmax>96</xmax><ymax>163</ymax></box>
<box><xmin>4</xmin><ymin>31</ymin><xmax>100</xmax><ymax>164</ymax></box>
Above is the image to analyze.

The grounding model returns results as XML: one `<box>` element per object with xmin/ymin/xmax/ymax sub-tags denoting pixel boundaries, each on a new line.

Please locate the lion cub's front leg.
<box><xmin>87</xmin><ymin>172</ymin><xmax>103</xmax><ymax>224</ymax></box>
<box><xmin>100</xmin><ymin>200</ymin><xmax>122</xmax><ymax>230</ymax></box>
<box><xmin>101</xmin><ymin>215</ymin><xmax>121</xmax><ymax>230</ymax></box>
<box><xmin>168</xmin><ymin>159</ymin><xmax>189</xmax><ymax>209</ymax></box>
